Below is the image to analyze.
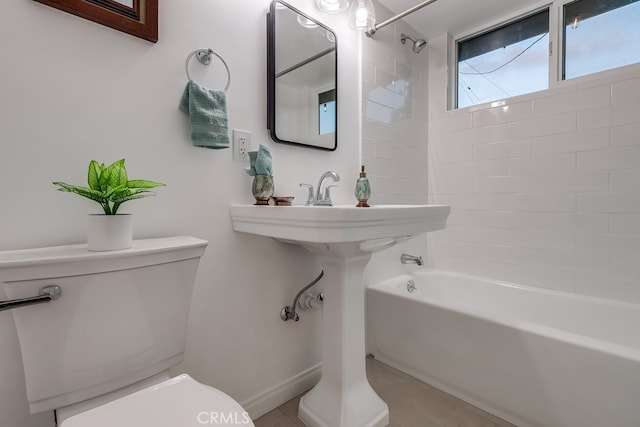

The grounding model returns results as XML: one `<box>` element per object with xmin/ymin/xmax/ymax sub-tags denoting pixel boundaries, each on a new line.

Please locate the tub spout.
<box><xmin>401</xmin><ymin>253</ymin><xmax>423</xmax><ymax>266</ymax></box>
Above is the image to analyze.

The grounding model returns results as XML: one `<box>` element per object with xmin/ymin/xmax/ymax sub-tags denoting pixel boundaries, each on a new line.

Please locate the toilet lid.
<box><xmin>60</xmin><ymin>374</ymin><xmax>254</xmax><ymax>427</ymax></box>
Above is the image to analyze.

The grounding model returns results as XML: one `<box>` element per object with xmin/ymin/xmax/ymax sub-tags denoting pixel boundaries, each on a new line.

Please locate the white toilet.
<box><xmin>0</xmin><ymin>236</ymin><xmax>254</xmax><ymax>426</ymax></box>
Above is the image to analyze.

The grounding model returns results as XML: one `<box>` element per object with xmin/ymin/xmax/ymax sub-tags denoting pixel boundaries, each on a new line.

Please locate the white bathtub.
<box><xmin>366</xmin><ymin>269</ymin><xmax>640</xmax><ymax>427</ymax></box>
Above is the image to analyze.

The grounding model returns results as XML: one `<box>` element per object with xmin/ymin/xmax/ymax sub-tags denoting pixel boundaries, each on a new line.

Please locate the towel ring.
<box><xmin>185</xmin><ymin>48</ymin><xmax>231</xmax><ymax>92</ymax></box>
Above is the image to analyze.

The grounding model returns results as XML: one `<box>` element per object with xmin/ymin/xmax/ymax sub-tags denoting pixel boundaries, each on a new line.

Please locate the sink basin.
<box><xmin>229</xmin><ymin>204</ymin><xmax>450</xmax><ymax>245</ymax></box>
<box><xmin>230</xmin><ymin>204</ymin><xmax>450</xmax><ymax>427</ymax></box>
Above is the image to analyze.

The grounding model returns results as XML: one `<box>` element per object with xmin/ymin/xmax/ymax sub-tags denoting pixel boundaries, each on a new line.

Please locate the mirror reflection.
<box><xmin>267</xmin><ymin>1</ymin><xmax>338</xmax><ymax>150</ymax></box>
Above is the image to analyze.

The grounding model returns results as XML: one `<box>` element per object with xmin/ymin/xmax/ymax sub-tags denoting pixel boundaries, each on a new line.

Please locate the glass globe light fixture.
<box><xmin>348</xmin><ymin>0</ymin><xmax>376</xmax><ymax>30</ymax></box>
<box><xmin>297</xmin><ymin>14</ymin><xmax>319</xmax><ymax>28</ymax></box>
<box><xmin>317</xmin><ymin>0</ymin><xmax>350</xmax><ymax>14</ymax></box>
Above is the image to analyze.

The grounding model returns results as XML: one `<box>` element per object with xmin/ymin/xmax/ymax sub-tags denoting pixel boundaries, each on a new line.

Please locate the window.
<box><xmin>457</xmin><ymin>9</ymin><xmax>549</xmax><ymax>109</ymax></box>
<box><xmin>563</xmin><ymin>0</ymin><xmax>640</xmax><ymax>79</ymax></box>
<box><xmin>318</xmin><ymin>89</ymin><xmax>336</xmax><ymax>135</ymax></box>
<box><xmin>454</xmin><ymin>0</ymin><xmax>640</xmax><ymax>109</ymax></box>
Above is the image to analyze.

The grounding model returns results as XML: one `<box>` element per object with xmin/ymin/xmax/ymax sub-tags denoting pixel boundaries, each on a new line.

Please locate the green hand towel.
<box><xmin>244</xmin><ymin>145</ymin><xmax>272</xmax><ymax>176</ymax></box>
<box><xmin>254</xmin><ymin>144</ymin><xmax>272</xmax><ymax>176</ymax></box>
<box><xmin>179</xmin><ymin>80</ymin><xmax>230</xmax><ymax>149</ymax></box>
<box><xmin>245</xmin><ymin>151</ymin><xmax>258</xmax><ymax>176</ymax></box>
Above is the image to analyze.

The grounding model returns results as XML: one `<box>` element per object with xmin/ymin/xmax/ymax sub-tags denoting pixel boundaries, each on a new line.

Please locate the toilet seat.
<box><xmin>60</xmin><ymin>374</ymin><xmax>254</xmax><ymax>427</ymax></box>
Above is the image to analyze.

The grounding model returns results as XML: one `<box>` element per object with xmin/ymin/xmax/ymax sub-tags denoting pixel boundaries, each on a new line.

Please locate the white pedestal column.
<box><xmin>298</xmin><ymin>250</ymin><xmax>388</xmax><ymax>427</ymax></box>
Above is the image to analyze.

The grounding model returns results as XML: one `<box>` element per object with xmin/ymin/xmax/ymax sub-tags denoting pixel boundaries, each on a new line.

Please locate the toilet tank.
<box><xmin>0</xmin><ymin>236</ymin><xmax>208</xmax><ymax>414</ymax></box>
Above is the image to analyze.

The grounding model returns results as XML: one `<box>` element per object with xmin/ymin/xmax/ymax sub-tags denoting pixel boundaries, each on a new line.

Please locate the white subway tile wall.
<box><xmin>360</xmin><ymin>3</ymin><xmax>432</xmax><ymax>284</ymax></box>
<box><xmin>361</xmin><ymin>3</ymin><xmax>429</xmax><ymax>206</ymax></box>
<box><xmin>363</xmin><ymin>7</ymin><xmax>640</xmax><ymax>303</ymax></box>
<box><xmin>429</xmin><ymin>70</ymin><xmax>640</xmax><ymax>302</ymax></box>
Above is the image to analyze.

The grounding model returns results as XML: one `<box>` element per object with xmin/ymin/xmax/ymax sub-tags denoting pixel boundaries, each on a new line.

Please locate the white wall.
<box><xmin>427</xmin><ymin>34</ymin><xmax>640</xmax><ymax>303</ymax></box>
<box><xmin>0</xmin><ymin>0</ymin><xmax>361</xmax><ymax>425</ymax></box>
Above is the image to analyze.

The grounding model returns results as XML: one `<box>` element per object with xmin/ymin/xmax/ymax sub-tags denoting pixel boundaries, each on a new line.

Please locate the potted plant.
<box><xmin>53</xmin><ymin>159</ymin><xmax>165</xmax><ymax>251</ymax></box>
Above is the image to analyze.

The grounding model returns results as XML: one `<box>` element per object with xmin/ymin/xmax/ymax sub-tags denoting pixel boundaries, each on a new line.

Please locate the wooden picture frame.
<box><xmin>34</xmin><ymin>0</ymin><xmax>158</xmax><ymax>43</ymax></box>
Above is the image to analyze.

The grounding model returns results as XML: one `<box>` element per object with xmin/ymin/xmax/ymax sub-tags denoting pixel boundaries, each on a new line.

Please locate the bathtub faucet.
<box><xmin>401</xmin><ymin>253</ymin><xmax>423</xmax><ymax>266</ymax></box>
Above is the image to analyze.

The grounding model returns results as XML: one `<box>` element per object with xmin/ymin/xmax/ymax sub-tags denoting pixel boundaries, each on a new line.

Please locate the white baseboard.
<box><xmin>241</xmin><ymin>363</ymin><xmax>322</xmax><ymax>420</ymax></box>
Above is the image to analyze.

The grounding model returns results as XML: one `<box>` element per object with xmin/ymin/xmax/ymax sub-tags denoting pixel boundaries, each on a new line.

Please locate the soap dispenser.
<box><xmin>355</xmin><ymin>165</ymin><xmax>371</xmax><ymax>207</ymax></box>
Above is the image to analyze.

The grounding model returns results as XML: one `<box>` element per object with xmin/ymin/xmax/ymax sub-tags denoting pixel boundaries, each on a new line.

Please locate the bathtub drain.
<box><xmin>407</xmin><ymin>280</ymin><xmax>416</xmax><ymax>293</ymax></box>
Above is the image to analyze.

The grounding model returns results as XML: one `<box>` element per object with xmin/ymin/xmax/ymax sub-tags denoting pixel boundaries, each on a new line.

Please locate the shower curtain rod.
<box><xmin>366</xmin><ymin>0</ymin><xmax>439</xmax><ymax>37</ymax></box>
<box><xmin>276</xmin><ymin>47</ymin><xmax>335</xmax><ymax>78</ymax></box>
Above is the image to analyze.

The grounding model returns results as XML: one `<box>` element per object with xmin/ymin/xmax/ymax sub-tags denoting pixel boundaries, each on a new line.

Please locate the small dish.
<box><xmin>273</xmin><ymin>196</ymin><xmax>295</xmax><ymax>206</ymax></box>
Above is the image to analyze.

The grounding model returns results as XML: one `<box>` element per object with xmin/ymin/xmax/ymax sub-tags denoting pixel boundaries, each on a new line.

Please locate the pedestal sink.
<box><xmin>230</xmin><ymin>204</ymin><xmax>450</xmax><ymax>427</ymax></box>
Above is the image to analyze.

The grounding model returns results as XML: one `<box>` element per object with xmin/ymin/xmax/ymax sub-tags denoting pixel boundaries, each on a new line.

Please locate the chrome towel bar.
<box><xmin>0</xmin><ymin>285</ymin><xmax>61</xmax><ymax>312</ymax></box>
<box><xmin>185</xmin><ymin>48</ymin><xmax>231</xmax><ymax>92</ymax></box>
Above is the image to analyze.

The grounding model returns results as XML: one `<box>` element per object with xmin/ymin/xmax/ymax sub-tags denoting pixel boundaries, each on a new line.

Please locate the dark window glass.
<box><xmin>457</xmin><ymin>9</ymin><xmax>549</xmax><ymax>108</ymax></box>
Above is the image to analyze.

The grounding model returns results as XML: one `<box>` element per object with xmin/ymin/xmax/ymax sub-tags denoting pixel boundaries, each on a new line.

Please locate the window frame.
<box><xmin>450</xmin><ymin>0</ymin><xmax>640</xmax><ymax>110</ymax></box>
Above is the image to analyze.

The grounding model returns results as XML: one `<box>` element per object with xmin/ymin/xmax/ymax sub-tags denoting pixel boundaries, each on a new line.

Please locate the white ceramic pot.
<box><xmin>87</xmin><ymin>214</ymin><xmax>133</xmax><ymax>251</ymax></box>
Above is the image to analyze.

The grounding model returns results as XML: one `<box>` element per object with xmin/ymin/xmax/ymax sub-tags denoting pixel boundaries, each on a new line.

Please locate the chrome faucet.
<box><xmin>401</xmin><ymin>253</ymin><xmax>423</xmax><ymax>266</ymax></box>
<box><xmin>316</xmin><ymin>171</ymin><xmax>340</xmax><ymax>205</ymax></box>
<box><xmin>300</xmin><ymin>171</ymin><xmax>340</xmax><ymax>206</ymax></box>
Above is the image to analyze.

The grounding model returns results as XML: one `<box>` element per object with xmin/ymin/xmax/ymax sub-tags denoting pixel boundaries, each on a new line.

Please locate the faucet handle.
<box><xmin>324</xmin><ymin>185</ymin><xmax>339</xmax><ymax>205</ymax></box>
<box><xmin>300</xmin><ymin>183</ymin><xmax>314</xmax><ymax>206</ymax></box>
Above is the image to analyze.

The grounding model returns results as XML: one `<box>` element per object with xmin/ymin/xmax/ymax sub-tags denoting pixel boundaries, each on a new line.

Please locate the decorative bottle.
<box><xmin>354</xmin><ymin>165</ymin><xmax>371</xmax><ymax>208</ymax></box>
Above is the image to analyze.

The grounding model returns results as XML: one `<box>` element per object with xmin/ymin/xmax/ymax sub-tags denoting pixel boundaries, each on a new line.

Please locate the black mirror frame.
<box><xmin>267</xmin><ymin>1</ymin><xmax>338</xmax><ymax>151</ymax></box>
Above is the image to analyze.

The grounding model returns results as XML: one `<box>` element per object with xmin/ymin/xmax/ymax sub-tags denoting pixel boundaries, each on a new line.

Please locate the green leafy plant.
<box><xmin>53</xmin><ymin>159</ymin><xmax>165</xmax><ymax>215</ymax></box>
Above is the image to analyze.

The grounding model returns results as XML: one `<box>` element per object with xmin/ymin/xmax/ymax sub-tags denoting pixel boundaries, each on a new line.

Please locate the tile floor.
<box><xmin>254</xmin><ymin>357</ymin><xmax>515</xmax><ymax>427</ymax></box>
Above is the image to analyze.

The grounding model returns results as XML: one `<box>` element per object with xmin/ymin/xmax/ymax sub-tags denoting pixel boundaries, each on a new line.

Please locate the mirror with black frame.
<box><xmin>267</xmin><ymin>1</ymin><xmax>338</xmax><ymax>151</ymax></box>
